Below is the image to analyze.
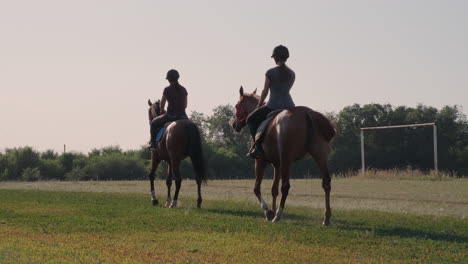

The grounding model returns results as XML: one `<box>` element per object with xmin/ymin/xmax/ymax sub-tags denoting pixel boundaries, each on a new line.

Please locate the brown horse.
<box><xmin>232</xmin><ymin>87</ymin><xmax>336</xmax><ymax>224</ymax></box>
<box><xmin>147</xmin><ymin>99</ymin><xmax>206</xmax><ymax>208</ymax></box>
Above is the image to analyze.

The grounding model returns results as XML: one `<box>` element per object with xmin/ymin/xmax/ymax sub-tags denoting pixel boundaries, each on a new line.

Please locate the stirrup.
<box><xmin>147</xmin><ymin>141</ymin><xmax>157</xmax><ymax>151</ymax></box>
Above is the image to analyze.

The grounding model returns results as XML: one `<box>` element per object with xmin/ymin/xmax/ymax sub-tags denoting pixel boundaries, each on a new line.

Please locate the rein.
<box><xmin>235</xmin><ymin>103</ymin><xmax>249</xmax><ymax>126</ymax></box>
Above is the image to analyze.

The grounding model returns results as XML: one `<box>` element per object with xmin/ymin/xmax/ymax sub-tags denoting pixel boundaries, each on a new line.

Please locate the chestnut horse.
<box><xmin>232</xmin><ymin>87</ymin><xmax>336</xmax><ymax>224</ymax></box>
<box><xmin>147</xmin><ymin>99</ymin><xmax>206</xmax><ymax>208</ymax></box>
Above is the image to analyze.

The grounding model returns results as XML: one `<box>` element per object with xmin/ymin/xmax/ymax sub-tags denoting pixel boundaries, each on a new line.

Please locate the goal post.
<box><xmin>360</xmin><ymin>123</ymin><xmax>438</xmax><ymax>173</ymax></box>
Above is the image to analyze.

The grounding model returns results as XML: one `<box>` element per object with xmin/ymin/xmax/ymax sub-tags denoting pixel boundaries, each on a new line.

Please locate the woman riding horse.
<box><xmin>246</xmin><ymin>45</ymin><xmax>295</xmax><ymax>158</ymax></box>
<box><xmin>147</xmin><ymin>100</ymin><xmax>206</xmax><ymax>208</ymax></box>
<box><xmin>148</xmin><ymin>69</ymin><xmax>188</xmax><ymax>150</ymax></box>
<box><xmin>233</xmin><ymin>45</ymin><xmax>335</xmax><ymax>224</ymax></box>
<box><xmin>146</xmin><ymin>69</ymin><xmax>206</xmax><ymax>208</ymax></box>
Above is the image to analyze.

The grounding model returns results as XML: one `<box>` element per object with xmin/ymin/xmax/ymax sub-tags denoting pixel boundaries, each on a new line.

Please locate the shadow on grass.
<box><xmin>336</xmin><ymin>223</ymin><xmax>468</xmax><ymax>244</ymax></box>
<box><xmin>204</xmin><ymin>207</ymin><xmax>321</xmax><ymax>223</ymax></box>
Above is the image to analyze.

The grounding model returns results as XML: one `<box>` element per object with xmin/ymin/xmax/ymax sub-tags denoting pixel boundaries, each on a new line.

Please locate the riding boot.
<box><xmin>246</xmin><ymin>140</ymin><xmax>263</xmax><ymax>159</ymax></box>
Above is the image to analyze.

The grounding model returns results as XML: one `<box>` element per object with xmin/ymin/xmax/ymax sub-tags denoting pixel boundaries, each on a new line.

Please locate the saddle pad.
<box><xmin>155</xmin><ymin>122</ymin><xmax>173</xmax><ymax>142</ymax></box>
<box><xmin>254</xmin><ymin>110</ymin><xmax>283</xmax><ymax>141</ymax></box>
<box><xmin>155</xmin><ymin>127</ymin><xmax>167</xmax><ymax>142</ymax></box>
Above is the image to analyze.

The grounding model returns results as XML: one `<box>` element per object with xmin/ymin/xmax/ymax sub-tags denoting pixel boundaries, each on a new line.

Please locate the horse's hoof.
<box><xmin>322</xmin><ymin>219</ymin><xmax>331</xmax><ymax>226</ymax></box>
<box><xmin>164</xmin><ymin>201</ymin><xmax>170</xmax><ymax>208</ymax></box>
<box><xmin>265</xmin><ymin>210</ymin><xmax>275</xmax><ymax>221</ymax></box>
<box><xmin>169</xmin><ymin>201</ymin><xmax>177</xmax><ymax>208</ymax></box>
<box><xmin>152</xmin><ymin>199</ymin><xmax>159</xmax><ymax>206</ymax></box>
<box><xmin>272</xmin><ymin>208</ymin><xmax>283</xmax><ymax>222</ymax></box>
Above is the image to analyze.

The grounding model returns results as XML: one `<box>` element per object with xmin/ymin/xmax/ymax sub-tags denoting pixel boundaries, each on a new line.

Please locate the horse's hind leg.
<box><xmin>165</xmin><ymin>163</ymin><xmax>173</xmax><ymax>208</ymax></box>
<box><xmin>149</xmin><ymin>153</ymin><xmax>160</xmax><ymax>206</ymax></box>
<box><xmin>170</xmin><ymin>160</ymin><xmax>182</xmax><ymax>208</ymax></box>
<box><xmin>196</xmin><ymin>178</ymin><xmax>202</xmax><ymax>208</ymax></box>
<box><xmin>310</xmin><ymin>145</ymin><xmax>332</xmax><ymax>226</ymax></box>
<box><xmin>254</xmin><ymin>159</ymin><xmax>273</xmax><ymax>220</ymax></box>
<box><xmin>272</xmin><ymin>163</ymin><xmax>291</xmax><ymax>222</ymax></box>
<box><xmin>271</xmin><ymin>164</ymin><xmax>280</xmax><ymax>219</ymax></box>
<box><xmin>320</xmin><ymin>162</ymin><xmax>332</xmax><ymax>226</ymax></box>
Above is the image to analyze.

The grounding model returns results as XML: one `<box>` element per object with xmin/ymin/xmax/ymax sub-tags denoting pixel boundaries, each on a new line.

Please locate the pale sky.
<box><xmin>1</xmin><ymin>0</ymin><xmax>467</xmax><ymax>153</ymax></box>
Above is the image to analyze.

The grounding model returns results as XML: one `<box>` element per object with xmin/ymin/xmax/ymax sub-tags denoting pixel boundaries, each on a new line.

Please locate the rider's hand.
<box><xmin>161</xmin><ymin>109</ymin><xmax>166</xmax><ymax>114</ymax></box>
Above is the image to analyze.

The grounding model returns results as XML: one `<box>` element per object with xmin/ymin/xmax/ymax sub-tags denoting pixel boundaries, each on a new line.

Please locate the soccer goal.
<box><xmin>360</xmin><ymin>123</ymin><xmax>438</xmax><ymax>173</ymax></box>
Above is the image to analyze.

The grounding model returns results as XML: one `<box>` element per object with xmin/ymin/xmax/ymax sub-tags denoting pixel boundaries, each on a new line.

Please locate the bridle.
<box><xmin>235</xmin><ymin>101</ymin><xmax>248</xmax><ymax>128</ymax></box>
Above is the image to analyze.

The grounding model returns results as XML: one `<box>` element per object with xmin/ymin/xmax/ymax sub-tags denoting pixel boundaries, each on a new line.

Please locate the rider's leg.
<box><xmin>149</xmin><ymin>114</ymin><xmax>170</xmax><ymax>149</ymax></box>
<box><xmin>246</xmin><ymin>106</ymin><xmax>273</xmax><ymax>158</ymax></box>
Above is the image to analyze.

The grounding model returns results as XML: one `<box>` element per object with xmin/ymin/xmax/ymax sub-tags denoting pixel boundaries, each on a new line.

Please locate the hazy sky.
<box><xmin>1</xmin><ymin>0</ymin><xmax>467</xmax><ymax>153</ymax></box>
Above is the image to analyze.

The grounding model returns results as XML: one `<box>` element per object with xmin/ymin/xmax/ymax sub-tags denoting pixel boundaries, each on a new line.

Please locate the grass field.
<box><xmin>0</xmin><ymin>179</ymin><xmax>467</xmax><ymax>263</ymax></box>
<box><xmin>2</xmin><ymin>178</ymin><xmax>467</xmax><ymax>217</ymax></box>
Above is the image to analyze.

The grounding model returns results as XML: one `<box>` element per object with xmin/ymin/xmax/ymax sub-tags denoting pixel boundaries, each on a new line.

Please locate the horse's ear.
<box><xmin>239</xmin><ymin>86</ymin><xmax>244</xmax><ymax>97</ymax></box>
<box><xmin>252</xmin><ymin>87</ymin><xmax>257</xmax><ymax>95</ymax></box>
<box><xmin>148</xmin><ymin>99</ymin><xmax>152</xmax><ymax>106</ymax></box>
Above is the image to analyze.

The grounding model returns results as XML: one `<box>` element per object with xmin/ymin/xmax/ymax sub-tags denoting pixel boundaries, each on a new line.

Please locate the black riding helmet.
<box><xmin>271</xmin><ymin>45</ymin><xmax>289</xmax><ymax>61</ymax></box>
<box><xmin>166</xmin><ymin>69</ymin><xmax>180</xmax><ymax>82</ymax></box>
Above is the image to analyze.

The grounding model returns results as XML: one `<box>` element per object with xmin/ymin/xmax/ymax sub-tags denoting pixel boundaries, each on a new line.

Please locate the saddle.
<box><xmin>155</xmin><ymin>118</ymin><xmax>188</xmax><ymax>142</ymax></box>
<box><xmin>254</xmin><ymin>110</ymin><xmax>283</xmax><ymax>142</ymax></box>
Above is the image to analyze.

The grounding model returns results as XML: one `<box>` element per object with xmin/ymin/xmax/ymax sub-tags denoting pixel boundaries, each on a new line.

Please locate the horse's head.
<box><xmin>232</xmin><ymin>86</ymin><xmax>259</xmax><ymax>132</ymax></box>
<box><xmin>148</xmin><ymin>99</ymin><xmax>161</xmax><ymax>123</ymax></box>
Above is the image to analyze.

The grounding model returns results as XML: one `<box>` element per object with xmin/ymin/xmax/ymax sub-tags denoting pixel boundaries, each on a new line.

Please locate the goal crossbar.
<box><xmin>361</xmin><ymin>122</ymin><xmax>435</xmax><ymax>130</ymax></box>
<box><xmin>360</xmin><ymin>123</ymin><xmax>438</xmax><ymax>173</ymax></box>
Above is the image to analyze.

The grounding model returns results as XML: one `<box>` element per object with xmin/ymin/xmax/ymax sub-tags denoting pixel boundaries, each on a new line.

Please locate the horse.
<box><xmin>232</xmin><ymin>87</ymin><xmax>336</xmax><ymax>225</ymax></box>
<box><xmin>147</xmin><ymin>99</ymin><xmax>206</xmax><ymax>208</ymax></box>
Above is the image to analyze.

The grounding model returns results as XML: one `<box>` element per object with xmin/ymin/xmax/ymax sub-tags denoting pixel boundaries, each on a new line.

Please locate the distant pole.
<box><xmin>433</xmin><ymin>125</ymin><xmax>438</xmax><ymax>172</ymax></box>
<box><xmin>63</xmin><ymin>144</ymin><xmax>66</xmax><ymax>154</ymax></box>
<box><xmin>360</xmin><ymin>130</ymin><xmax>365</xmax><ymax>173</ymax></box>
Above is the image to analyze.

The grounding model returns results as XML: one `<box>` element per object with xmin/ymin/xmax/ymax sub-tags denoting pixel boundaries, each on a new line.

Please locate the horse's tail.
<box><xmin>307</xmin><ymin>110</ymin><xmax>336</xmax><ymax>142</ymax></box>
<box><xmin>187</xmin><ymin>123</ymin><xmax>207</xmax><ymax>183</ymax></box>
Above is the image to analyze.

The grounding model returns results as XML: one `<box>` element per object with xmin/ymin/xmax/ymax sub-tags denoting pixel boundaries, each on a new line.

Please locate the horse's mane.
<box><xmin>243</xmin><ymin>93</ymin><xmax>260</xmax><ymax>103</ymax></box>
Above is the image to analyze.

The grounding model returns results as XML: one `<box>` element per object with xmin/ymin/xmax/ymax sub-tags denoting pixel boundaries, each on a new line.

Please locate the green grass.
<box><xmin>2</xmin><ymin>179</ymin><xmax>467</xmax><ymax>218</ymax></box>
<box><xmin>0</xmin><ymin>190</ymin><xmax>467</xmax><ymax>263</ymax></box>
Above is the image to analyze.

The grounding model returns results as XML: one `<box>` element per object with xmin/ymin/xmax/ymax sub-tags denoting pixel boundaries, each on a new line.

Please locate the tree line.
<box><xmin>1</xmin><ymin>103</ymin><xmax>467</xmax><ymax>181</ymax></box>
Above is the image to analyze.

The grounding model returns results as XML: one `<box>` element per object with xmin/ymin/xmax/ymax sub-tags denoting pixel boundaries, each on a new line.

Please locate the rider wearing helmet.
<box><xmin>246</xmin><ymin>45</ymin><xmax>296</xmax><ymax>158</ymax></box>
<box><xmin>148</xmin><ymin>69</ymin><xmax>188</xmax><ymax>150</ymax></box>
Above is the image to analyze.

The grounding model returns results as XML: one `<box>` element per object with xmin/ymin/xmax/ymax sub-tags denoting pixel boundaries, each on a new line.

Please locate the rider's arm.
<box><xmin>257</xmin><ymin>77</ymin><xmax>270</xmax><ymax>108</ymax></box>
<box><xmin>160</xmin><ymin>94</ymin><xmax>167</xmax><ymax>113</ymax></box>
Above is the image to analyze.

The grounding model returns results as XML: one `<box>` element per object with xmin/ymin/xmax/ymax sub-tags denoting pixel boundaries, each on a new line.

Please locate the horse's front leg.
<box><xmin>254</xmin><ymin>159</ymin><xmax>273</xmax><ymax>220</ymax></box>
<box><xmin>165</xmin><ymin>163</ymin><xmax>173</xmax><ymax>208</ymax></box>
<box><xmin>149</xmin><ymin>152</ymin><xmax>160</xmax><ymax>206</ymax></box>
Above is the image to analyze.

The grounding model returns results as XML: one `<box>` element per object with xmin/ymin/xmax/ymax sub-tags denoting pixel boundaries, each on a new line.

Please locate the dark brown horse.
<box><xmin>147</xmin><ymin>99</ymin><xmax>206</xmax><ymax>208</ymax></box>
<box><xmin>232</xmin><ymin>87</ymin><xmax>336</xmax><ymax>224</ymax></box>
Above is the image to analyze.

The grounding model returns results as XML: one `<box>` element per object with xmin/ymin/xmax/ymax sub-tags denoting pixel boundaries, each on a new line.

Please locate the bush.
<box><xmin>39</xmin><ymin>159</ymin><xmax>65</xmax><ymax>180</ymax></box>
<box><xmin>21</xmin><ymin>167</ymin><xmax>41</xmax><ymax>181</ymax></box>
<box><xmin>0</xmin><ymin>169</ymin><xmax>9</xmax><ymax>181</ymax></box>
<box><xmin>85</xmin><ymin>153</ymin><xmax>147</xmax><ymax>180</ymax></box>
<box><xmin>65</xmin><ymin>168</ymin><xmax>91</xmax><ymax>181</ymax></box>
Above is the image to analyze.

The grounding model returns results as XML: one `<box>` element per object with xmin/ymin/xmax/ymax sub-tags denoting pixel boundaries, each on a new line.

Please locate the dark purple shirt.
<box><xmin>163</xmin><ymin>83</ymin><xmax>188</xmax><ymax>117</ymax></box>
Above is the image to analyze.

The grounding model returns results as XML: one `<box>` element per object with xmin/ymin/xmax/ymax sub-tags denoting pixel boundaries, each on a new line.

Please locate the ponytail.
<box><xmin>278</xmin><ymin>61</ymin><xmax>291</xmax><ymax>82</ymax></box>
